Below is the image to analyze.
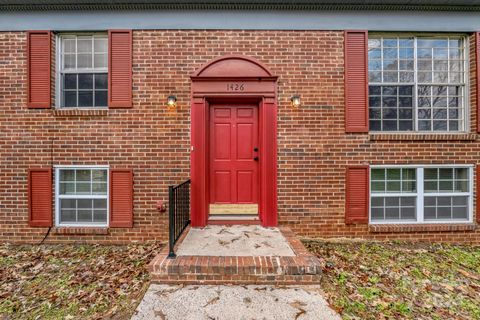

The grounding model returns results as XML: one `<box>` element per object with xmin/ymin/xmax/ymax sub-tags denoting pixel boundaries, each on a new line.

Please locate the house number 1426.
<box><xmin>227</xmin><ymin>83</ymin><xmax>245</xmax><ymax>91</ymax></box>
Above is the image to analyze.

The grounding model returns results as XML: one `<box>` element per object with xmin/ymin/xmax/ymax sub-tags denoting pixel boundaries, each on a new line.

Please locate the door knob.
<box><xmin>253</xmin><ymin>156</ymin><xmax>259</xmax><ymax>161</ymax></box>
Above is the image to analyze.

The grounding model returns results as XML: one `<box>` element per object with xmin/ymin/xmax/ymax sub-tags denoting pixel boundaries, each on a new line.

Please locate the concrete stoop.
<box><xmin>148</xmin><ymin>226</ymin><xmax>322</xmax><ymax>285</ymax></box>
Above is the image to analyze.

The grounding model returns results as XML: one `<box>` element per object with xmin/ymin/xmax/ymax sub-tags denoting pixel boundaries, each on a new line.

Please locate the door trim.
<box><xmin>190</xmin><ymin>55</ymin><xmax>278</xmax><ymax>227</ymax></box>
<box><xmin>208</xmin><ymin>103</ymin><xmax>260</xmax><ymax>217</ymax></box>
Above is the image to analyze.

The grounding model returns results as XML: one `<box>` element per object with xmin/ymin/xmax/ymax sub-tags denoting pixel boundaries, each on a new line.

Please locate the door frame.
<box><xmin>190</xmin><ymin>55</ymin><xmax>278</xmax><ymax>227</ymax></box>
<box><xmin>208</xmin><ymin>102</ymin><xmax>260</xmax><ymax>217</ymax></box>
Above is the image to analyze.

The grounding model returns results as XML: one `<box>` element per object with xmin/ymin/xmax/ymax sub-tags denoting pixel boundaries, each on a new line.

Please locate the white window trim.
<box><xmin>55</xmin><ymin>33</ymin><xmax>109</xmax><ymax>109</ymax></box>
<box><xmin>54</xmin><ymin>165</ymin><xmax>109</xmax><ymax>228</ymax></box>
<box><xmin>368</xmin><ymin>33</ymin><xmax>470</xmax><ymax>134</ymax></box>
<box><xmin>369</xmin><ymin>164</ymin><xmax>474</xmax><ymax>225</ymax></box>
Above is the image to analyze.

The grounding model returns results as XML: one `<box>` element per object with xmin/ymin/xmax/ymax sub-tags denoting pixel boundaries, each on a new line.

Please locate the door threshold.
<box><xmin>209</xmin><ymin>214</ymin><xmax>259</xmax><ymax>221</ymax></box>
<box><xmin>208</xmin><ymin>214</ymin><xmax>260</xmax><ymax>225</ymax></box>
<box><xmin>208</xmin><ymin>219</ymin><xmax>261</xmax><ymax>225</ymax></box>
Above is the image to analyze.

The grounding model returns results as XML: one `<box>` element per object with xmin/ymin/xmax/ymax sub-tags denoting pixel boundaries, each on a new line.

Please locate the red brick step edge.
<box><xmin>148</xmin><ymin>227</ymin><xmax>322</xmax><ymax>285</ymax></box>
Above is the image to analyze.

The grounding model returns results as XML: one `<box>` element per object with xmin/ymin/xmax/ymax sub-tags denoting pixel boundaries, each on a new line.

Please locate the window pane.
<box><xmin>76</xmin><ymin>170</ymin><xmax>90</xmax><ymax>181</ymax></box>
<box><xmin>77</xmin><ymin>53</ymin><xmax>92</xmax><ymax>69</ymax></box>
<box><xmin>94</xmin><ymin>53</ymin><xmax>107</xmax><ymax>68</ymax></box>
<box><xmin>386</xmin><ymin>181</ymin><xmax>401</xmax><ymax>192</ymax></box>
<box><xmin>60</xmin><ymin>209</ymin><xmax>76</xmax><ymax>223</ymax></box>
<box><xmin>77</xmin><ymin>37</ymin><xmax>92</xmax><ymax>53</ymax></box>
<box><xmin>94</xmin><ymin>210</ymin><xmax>107</xmax><ymax>222</ymax></box>
<box><xmin>424</xmin><ymin>168</ymin><xmax>438</xmax><ymax>179</ymax></box>
<box><xmin>78</xmin><ymin>210</ymin><xmax>93</xmax><ymax>222</ymax></box>
<box><xmin>64</xmin><ymin>74</ymin><xmax>77</xmax><ymax>90</ymax></box>
<box><xmin>63</xmin><ymin>54</ymin><xmax>76</xmax><ymax>69</ymax></box>
<box><xmin>60</xmin><ymin>182</ymin><xmax>75</xmax><ymax>195</ymax></box>
<box><xmin>94</xmin><ymin>199</ymin><xmax>107</xmax><ymax>209</ymax></box>
<box><xmin>60</xmin><ymin>199</ymin><xmax>76</xmax><ymax>209</ymax></box>
<box><xmin>95</xmin><ymin>91</ymin><xmax>108</xmax><ymax>107</ymax></box>
<box><xmin>78</xmin><ymin>74</ymin><xmax>93</xmax><ymax>89</ymax></box>
<box><xmin>60</xmin><ymin>170</ymin><xmax>75</xmax><ymax>182</ymax></box>
<box><xmin>387</xmin><ymin>169</ymin><xmax>401</xmax><ymax>180</ymax></box>
<box><xmin>78</xmin><ymin>91</ymin><xmax>93</xmax><ymax>107</ymax></box>
<box><xmin>64</xmin><ymin>91</ymin><xmax>77</xmax><ymax>107</ymax></box>
<box><xmin>77</xmin><ymin>199</ymin><xmax>92</xmax><ymax>209</ymax></box>
<box><xmin>94</xmin><ymin>37</ymin><xmax>107</xmax><ymax>52</ymax></box>
<box><xmin>92</xmin><ymin>183</ymin><xmax>107</xmax><ymax>195</ymax></box>
<box><xmin>63</xmin><ymin>38</ymin><xmax>76</xmax><ymax>53</ymax></box>
<box><xmin>371</xmin><ymin>169</ymin><xmax>385</xmax><ymax>180</ymax></box>
<box><xmin>95</xmin><ymin>74</ymin><xmax>108</xmax><ymax>90</ymax></box>
<box><xmin>92</xmin><ymin>170</ymin><xmax>107</xmax><ymax>182</ymax></box>
<box><xmin>76</xmin><ymin>183</ymin><xmax>91</xmax><ymax>194</ymax></box>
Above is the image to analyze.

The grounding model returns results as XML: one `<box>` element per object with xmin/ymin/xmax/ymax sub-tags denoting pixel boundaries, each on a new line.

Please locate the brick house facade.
<box><xmin>1</xmin><ymin>1</ymin><xmax>480</xmax><ymax>244</ymax></box>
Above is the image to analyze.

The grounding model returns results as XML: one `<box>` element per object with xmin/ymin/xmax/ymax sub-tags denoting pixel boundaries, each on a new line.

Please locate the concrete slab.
<box><xmin>132</xmin><ymin>284</ymin><xmax>340</xmax><ymax>320</ymax></box>
<box><xmin>176</xmin><ymin>225</ymin><xmax>295</xmax><ymax>257</ymax></box>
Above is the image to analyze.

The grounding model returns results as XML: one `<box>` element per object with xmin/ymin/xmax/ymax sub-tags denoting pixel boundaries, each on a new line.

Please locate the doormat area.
<box><xmin>176</xmin><ymin>225</ymin><xmax>295</xmax><ymax>257</ymax></box>
<box><xmin>132</xmin><ymin>284</ymin><xmax>340</xmax><ymax>320</ymax></box>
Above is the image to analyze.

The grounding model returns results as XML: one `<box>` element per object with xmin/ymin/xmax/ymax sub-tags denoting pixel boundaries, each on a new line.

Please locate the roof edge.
<box><xmin>1</xmin><ymin>3</ymin><xmax>480</xmax><ymax>12</ymax></box>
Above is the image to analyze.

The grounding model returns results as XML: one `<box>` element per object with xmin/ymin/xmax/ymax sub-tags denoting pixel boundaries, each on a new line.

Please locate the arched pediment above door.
<box><xmin>191</xmin><ymin>55</ymin><xmax>276</xmax><ymax>79</ymax></box>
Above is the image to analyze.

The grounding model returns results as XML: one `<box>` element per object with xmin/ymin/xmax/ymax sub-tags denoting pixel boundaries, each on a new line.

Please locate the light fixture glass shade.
<box><xmin>167</xmin><ymin>95</ymin><xmax>177</xmax><ymax>108</ymax></box>
<box><xmin>290</xmin><ymin>95</ymin><xmax>301</xmax><ymax>108</ymax></box>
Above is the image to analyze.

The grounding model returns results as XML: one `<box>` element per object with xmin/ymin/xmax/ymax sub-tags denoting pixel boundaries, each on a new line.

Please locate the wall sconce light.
<box><xmin>290</xmin><ymin>95</ymin><xmax>301</xmax><ymax>108</ymax></box>
<box><xmin>167</xmin><ymin>95</ymin><xmax>177</xmax><ymax>108</ymax></box>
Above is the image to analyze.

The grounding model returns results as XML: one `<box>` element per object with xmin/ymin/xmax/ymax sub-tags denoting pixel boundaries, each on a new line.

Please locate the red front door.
<box><xmin>209</xmin><ymin>105</ymin><xmax>259</xmax><ymax>215</ymax></box>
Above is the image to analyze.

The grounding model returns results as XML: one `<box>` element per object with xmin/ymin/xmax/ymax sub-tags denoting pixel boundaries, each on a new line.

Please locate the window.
<box><xmin>55</xmin><ymin>167</ymin><xmax>108</xmax><ymax>226</ymax></box>
<box><xmin>57</xmin><ymin>34</ymin><xmax>108</xmax><ymax>108</ymax></box>
<box><xmin>368</xmin><ymin>35</ymin><xmax>467</xmax><ymax>132</ymax></box>
<box><xmin>370</xmin><ymin>166</ymin><xmax>472</xmax><ymax>223</ymax></box>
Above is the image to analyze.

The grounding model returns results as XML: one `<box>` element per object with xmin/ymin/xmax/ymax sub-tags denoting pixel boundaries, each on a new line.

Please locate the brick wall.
<box><xmin>0</xmin><ymin>30</ymin><xmax>479</xmax><ymax>244</ymax></box>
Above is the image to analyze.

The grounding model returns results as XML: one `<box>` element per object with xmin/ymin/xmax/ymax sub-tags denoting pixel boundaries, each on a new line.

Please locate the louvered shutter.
<box><xmin>344</xmin><ymin>30</ymin><xmax>368</xmax><ymax>133</ymax></box>
<box><xmin>476</xmin><ymin>33</ymin><xmax>480</xmax><ymax>133</ymax></box>
<box><xmin>28</xmin><ymin>168</ymin><xmax>52</xmax><ymax>227</ymax></box>
<box><xmin>27</xmin><ymin>31</ymin><xmax>51</xmax><ymax>109</ymax></box>
<box><xmin>110</xmin><ymin>169</ymin><xmax>133</xmax><ymax>227</ymax></box>
<box><xmin>108</xmin><ymin>30</ymin><xmax>132</xmax><ymax>108</ymax></box>
<box><xmin>345</xmin><ymin>166</ymin><xmax>369</xmax><ymax>224</ymax></box>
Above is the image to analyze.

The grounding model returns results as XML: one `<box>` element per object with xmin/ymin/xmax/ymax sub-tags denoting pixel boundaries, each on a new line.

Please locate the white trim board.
<box><xmin>1</xmin><ymin>10</ymin><xmax>480</xmax><ymax>31</ymax></box>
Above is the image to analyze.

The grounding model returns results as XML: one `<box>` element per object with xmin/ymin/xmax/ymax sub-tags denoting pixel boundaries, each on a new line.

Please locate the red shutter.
<box><xmin>345</xmin><ymin>165</ymin><xmax>369</xmax><ymax>224</ymax></box>
<box><xmin>110</xmin><ymin>169</ymin><xmax>133</xmax><ymax>227</ymax></box>
<box><xmin>477</xmin><ymin>165</ymin><xmax>480</xmax><ymax>224</ymax></box>
<box><xmin>344</xmin><ymin>30</ymin><xmax>368</xmax><ymax>133</ymax></box>
<box><xmin>27</xmin><ymin>31</ymin><xmax>51</xmax><ymax>109</ymax></box>
<box><xmin>28</xmin><ymin>168</ymin><xmax>52</xmax><ymax>227</ymax></box>
<box><xmin>108</xmin><ymin>30</ymin><xmax>132</xmax><ymax>108</ymax></box>
<box><xmin>476</xmin><ymin>32</ymin><xmax>480</xmax><ymax>133</ymax></box>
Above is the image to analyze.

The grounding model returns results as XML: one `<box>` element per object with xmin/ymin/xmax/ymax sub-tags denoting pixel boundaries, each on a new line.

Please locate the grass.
<box><xmin>0</xmin><ymin>243</ymin><xmax>163</xmax><ymax>320</ymax></box>
<box><xmin>303</xmin><ymin>239</ymin><xmax>480</xmax><ymax>320</ymax></box>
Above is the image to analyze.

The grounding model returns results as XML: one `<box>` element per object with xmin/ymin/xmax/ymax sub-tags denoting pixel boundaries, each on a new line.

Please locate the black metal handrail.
<box><xmin>167</xmin><ymin>179</ymin><xmax>191</xmax><ymax>259</ymax></box>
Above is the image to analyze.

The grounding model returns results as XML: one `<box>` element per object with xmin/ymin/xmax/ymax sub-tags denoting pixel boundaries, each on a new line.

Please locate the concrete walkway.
<box><xmin>176</xmin><ymin>225</ymin><xmax>295</xmax><ymax>257</ymax></box>
<box><xmin>132</xmin><ymin>284</ymin><xmax>341</xmax><ymax>320</ymax></box>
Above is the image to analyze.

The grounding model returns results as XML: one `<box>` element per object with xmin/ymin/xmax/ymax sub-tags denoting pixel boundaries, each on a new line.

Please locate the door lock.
<box><xmin>253</xmin><ymin>156</ymin><xmax>259</xmax><ymax>161</ymax></box>
<box><xmin>253</xmin><ymin>147</ymin><xmax>259</xmax><ymax>152</ymax></box>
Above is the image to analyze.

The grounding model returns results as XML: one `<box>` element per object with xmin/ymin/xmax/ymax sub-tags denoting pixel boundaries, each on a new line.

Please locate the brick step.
<box><xmin>148</xmin><ymin>227</ymin><xmax>323</xmax><ymax>285</ymax></box>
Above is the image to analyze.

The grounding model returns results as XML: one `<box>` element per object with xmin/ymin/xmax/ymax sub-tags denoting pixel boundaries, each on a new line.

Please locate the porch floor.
<box><xmin>148</xmin><ymin>226</ymin><xmax>322</xmax><ymax>285</ymax></box>
<box><xmin>176</xmin><ymin>225</ymin><xmax>295</xmax><ymax>257</ymax></box>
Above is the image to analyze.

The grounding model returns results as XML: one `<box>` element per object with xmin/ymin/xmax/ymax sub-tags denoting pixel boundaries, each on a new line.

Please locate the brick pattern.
<box><xmin>369</xmin><ymin>224</ymin><xmax>476</xmax><ymax>233</ymax></box>
<box><xmin>0</xmin><ymin>30</ymin><xmax>479</xmax><ymax>244</ymax></box>
<box><xmin>148</xmin><ymin>227</ymin><xmax>322</xmax><ymax>285</ymax></box>
<box><xmin>369</xmin><ymin>133</ymin><xmax>478</xmax><ymax>141</ymax></box>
